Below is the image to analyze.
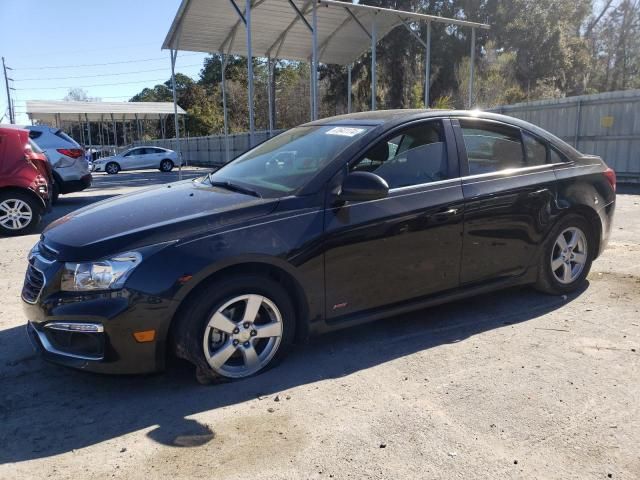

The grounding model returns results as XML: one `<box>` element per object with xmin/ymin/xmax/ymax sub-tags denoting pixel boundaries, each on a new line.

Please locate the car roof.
<box><xmin>0</xmin><ymin>124</ymin><xmax>29</xmax><ymax>132</ymax></box>
<box><xmin>305</xmin><ymin>109</ymin><xmax>580</xmax><ymax>156</ymax></box>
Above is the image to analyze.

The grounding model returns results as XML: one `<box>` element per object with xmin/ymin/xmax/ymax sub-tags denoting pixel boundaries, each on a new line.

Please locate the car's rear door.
<box><xmin>323</xmin><ymin>118</ymin><xmax>464</xmax><ymax>321</ymax></box>
<box><xmin>141</xmin><ymin>148</ymin><xmax>161</xmax><ymax>168</ymax></box>
<box><xmin>453</xmin><ymin>117</ymin><xmax>559</xmax><ymax>285</ymax></box>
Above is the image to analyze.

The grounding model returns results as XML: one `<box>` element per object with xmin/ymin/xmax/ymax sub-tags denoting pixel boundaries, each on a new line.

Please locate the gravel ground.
<box><xmin>0</xmin><ymin>171</ymin><xmax>638</xmax><ymax>480</ymax></box>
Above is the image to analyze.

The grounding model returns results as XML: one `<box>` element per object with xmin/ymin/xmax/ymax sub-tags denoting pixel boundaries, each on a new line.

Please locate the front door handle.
<box><xmin>432</xmin><ymin>208</ymin><xmax>460</xmax><ymax>222</ymax></box>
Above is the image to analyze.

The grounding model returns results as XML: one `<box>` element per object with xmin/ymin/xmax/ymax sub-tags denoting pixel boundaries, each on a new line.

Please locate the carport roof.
<box><xmin>162</xmin><ymin>0</ymin><xmax>489</xmax><ymax>65</ymax></box>
<box><xmin>26</xmin><ymin>100</ymin><xmax>186</xmax><ymax>123</ymax></box>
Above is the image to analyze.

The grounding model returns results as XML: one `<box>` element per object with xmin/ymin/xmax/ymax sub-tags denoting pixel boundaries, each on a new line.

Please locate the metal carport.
<box><xmin>25</xmin><ymin>100</ymin><xmax>187</xmax><ymax>148</ymax></box>
<box><xmin>163</xmin><ymin>0</ymin><xmax>489</xmax><ymax>161</ymax></box>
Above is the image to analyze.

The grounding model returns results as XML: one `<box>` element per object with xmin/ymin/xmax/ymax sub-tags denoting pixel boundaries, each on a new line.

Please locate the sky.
<box><xmin>0</xmin><ymin>0</ymin><xmax>208</xmax><ymax>124</ymax></box>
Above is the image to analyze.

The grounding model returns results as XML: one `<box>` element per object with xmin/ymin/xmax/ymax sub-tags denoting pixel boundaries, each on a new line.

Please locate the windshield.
<box><xmin>208</xmin><ymin>125</ymin><xmax>371</xmax><ymax>197</ymax></box>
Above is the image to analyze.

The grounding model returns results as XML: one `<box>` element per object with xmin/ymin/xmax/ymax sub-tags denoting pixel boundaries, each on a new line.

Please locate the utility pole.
<box><xmin>2</xmin><ymin>57</ymin><xmax>15</xmax><ymax>124</ymax></box>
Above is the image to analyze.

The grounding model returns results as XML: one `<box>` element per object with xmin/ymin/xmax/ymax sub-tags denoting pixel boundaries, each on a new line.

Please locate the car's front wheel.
<box><xmin>159</xmin><ymin>159</ymin><xmax>174</xmax><ymax>172</ymax></box>
<box><xmin>173</xmin><ymin>275</ymin><xmax>295</xmax><ymax>382</ymax></box>
<box><xmin>0</xmin><ymin>191</ymin><xmax>42</xmax><ymax>236</ymax></box>
<box><xmin>105</xmin><ymin>162</ymin><xmax>120</xmax><ymax>174</ymax></box>
<box><xmin>535</xmin><ymin>214</ymin><xmax>594</xmax><ymax>294</ymax></box>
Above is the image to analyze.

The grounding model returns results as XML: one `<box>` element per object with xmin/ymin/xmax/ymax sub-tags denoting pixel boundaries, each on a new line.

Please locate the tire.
<box><xmin>535</xmin><ymin>214</ymin><xmax>594</xmax><ymax>295</ymax></box>
<box><xmin>105</xmin><ymin>162</ymin><xmax>120</xmax><ymax>174</ymax></box>
<box><xmin>160</xmin><ymin>159</ymin><xmax>174</xmax><ymax>172</ymax></box>
<box><xmin>0</xmin><ymin>191</ymin><xmax>42</xmax><ymax>236</ymax></box>
<box><xmin>51</xmin><ymin>182</ymin><xmax>60</xmax><ymax>204</ymax></box>
<box><xmin>173</xmin><ymin>275</ymin><xmax>296</xmax><ymax>383</ymax></box>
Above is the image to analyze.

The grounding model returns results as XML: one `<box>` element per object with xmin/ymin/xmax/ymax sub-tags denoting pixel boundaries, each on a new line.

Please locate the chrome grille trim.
<box><xmin>21</xmin><ymin>264</ymin><xmax>46</xmax><ymax>304</ymax></box>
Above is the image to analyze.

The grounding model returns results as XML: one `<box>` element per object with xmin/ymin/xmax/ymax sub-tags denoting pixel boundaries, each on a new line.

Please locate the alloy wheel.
<box><xmin>0</xmin><ymin>199</ymin><xmax>33</xmax><ymax>231</ymax></box>
<box><xmin>106</xmin><ymin>163</ymin><xmax>119</xmax><ymax>174</ymax></box>
<box><xmin>161</xmin><ymin>160</ymin><xmax>172</xmax><ymax>171</ymax></box>
<box><xmin>550</xmin><ymin>227</ymin><xmax>588</xmax><ymax>284</ymax></box>
<box><xmin>202</xmin><ymin>294</ymin><xmax>283</xmax><ymax>378</ymax></box>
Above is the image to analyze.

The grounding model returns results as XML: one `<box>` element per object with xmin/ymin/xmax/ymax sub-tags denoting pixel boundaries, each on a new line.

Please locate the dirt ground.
<box><xmin>0</xmin><ymin>170</ymin><xmax>638</xmax><ymax>480</ymax></box>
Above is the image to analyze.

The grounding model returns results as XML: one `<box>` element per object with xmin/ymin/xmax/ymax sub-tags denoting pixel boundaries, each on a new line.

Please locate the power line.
<box><xmin>15</xmin><ymin>78</ymin><xmax>176</xmax><ymax>91</ymax></box>
<box><xmin>12</xmin><ymin>53</ymin><xmax>203</xmax><ymax>70</ymax></box>
<box><xmin>14</xmin><ymin>64</ymin><xmax>204</xmax><ymax>81</ymax></box>
<box><xmin>14</xmin><ymin>41</ymin><xmax>162</xmax><ymax>60</ymax></box>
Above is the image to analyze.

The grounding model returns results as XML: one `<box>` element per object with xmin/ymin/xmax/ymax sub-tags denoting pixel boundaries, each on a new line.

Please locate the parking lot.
<box><xmin>0</xmin><ymin>171</ymin><xmax>638</xmax><ymax>480</ymax></box>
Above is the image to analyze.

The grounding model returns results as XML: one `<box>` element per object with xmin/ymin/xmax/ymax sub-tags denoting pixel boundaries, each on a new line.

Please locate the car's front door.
<box><xmin>453</xmin><ymin>118</ymin><xmax>558</xmax><ymax>285</ymax></box>
<box><xmin>121</xmin><ymin>148</ymin><xmax>141</xmax><ymax>170</ymax></box>
<box><xmin>323</xmin><ymin>119</ymin><xmax>464</xmax><ymax>321</ymax></box>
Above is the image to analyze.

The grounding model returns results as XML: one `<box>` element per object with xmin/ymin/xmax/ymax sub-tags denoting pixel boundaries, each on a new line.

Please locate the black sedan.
<box><xmin>22</xmin><ymin>110</ymin><xmax>616</xmax><ymax>381</ymax></box>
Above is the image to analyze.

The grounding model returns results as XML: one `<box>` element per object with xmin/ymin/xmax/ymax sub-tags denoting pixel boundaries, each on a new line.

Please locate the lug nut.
<box><xmin>243</xmin><ymin>322</ymin><xmax>250</xmax><ymax>329</ymax></box>
<box><xmin>233</xmin><ymin>327</ymin><xmax>240</xmax><ymax>334</ymax></box>
<box><xmin>232</xmin><ymin>339</ymin><xmax>239</xmax><ymax>346</ymax></box>
<box><xmin>243</xmin><ymin>341</ymin><xmax>250</xmax><ymax>348</ymax></box>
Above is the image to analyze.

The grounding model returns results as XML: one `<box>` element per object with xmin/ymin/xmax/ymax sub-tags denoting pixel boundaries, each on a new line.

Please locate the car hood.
<box><xmin>43</xmin><ymin>178</ymin><xmax>278</xmax><ymax>261</ymax></box>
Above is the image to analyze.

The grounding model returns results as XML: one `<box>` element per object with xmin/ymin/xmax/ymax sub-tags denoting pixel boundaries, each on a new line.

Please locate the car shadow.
<box><xmin>0</xmin><ymin>282</ymin><xmax>587</xmax><ymax>463</ymax></box>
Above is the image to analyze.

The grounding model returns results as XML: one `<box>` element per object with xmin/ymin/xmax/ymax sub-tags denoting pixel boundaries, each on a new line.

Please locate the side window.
<box><xmin>351</xmin><ymin>121</ymin><xmax>448</xmax><ymax>189</ymax></box>
<box><xmin>549</xmin><ymin>147</ymin><xmax>567</xmax><ymax>164</ymax></box>
<box><xmin>123</xmin><ymin>149</ymin><xmax>136</xmax><ymax>157</ymax></box>
<box><xmin>522</xmin><ymin>132</ymin><xmax>548</xmax><ymax>166</ymax></box>
<box><xmin>28</xmin><ymin>130</ymin><xmax>42</xmax><ymax>140</ymax></box>
<box><xmin>460</xmin><ymin>120</ymin><xmax>525</xmax><ymax>175</ymax></box>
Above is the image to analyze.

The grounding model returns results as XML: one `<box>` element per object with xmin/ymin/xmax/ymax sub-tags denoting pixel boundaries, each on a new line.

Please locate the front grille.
<box><xmin>22</xmin><ymin>264</ymin><xmax>45</xmax><ymax>304</ymax></box>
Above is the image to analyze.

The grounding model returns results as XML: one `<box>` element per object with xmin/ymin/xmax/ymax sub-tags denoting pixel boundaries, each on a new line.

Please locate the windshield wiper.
<box><xmin>208</xmin><ymin>179</ymin><xmax>261</xmax><ymax>198</ymax></box>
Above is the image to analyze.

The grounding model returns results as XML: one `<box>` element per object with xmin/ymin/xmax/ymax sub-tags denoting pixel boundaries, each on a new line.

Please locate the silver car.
<box><xmin>93</xmin><ymin>147</ymin><xmax>180</xmax><ymax>174</ymax></box>
<box><xmin>26</xmin><ymin>125</ymin><xmax>92</xmax><ymax>201</ymax></box>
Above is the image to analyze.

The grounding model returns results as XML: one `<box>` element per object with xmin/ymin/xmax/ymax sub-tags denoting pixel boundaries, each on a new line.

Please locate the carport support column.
<box><xmin>267</xmin><ymin>55</ymin><xmax>274</xmax><ymax>133</ymax></box>
<box><xmin>311</xmin><ymin>0</ymin><xmax>318</xmax><ymax>121</ymax></box>
<box><xmin>371</xmin><ymin>13</ymin><xmax>377</xmax><ymax>111</ymax></box>
<box><xmin>170</xmin><ymin>48</ymin><xmax>183</xmax><ymax>180</ymax></box>
<box><xmin>468</xmin><ymin>27</ymin><xmax>475</xmax><ymax>108</ymax></box>
<box><xmin>111</xmin><ymin>113</ymin><xmax>117</xmax><ymax>150</ymax></box>
<box><xmin>246</xmin><ymin>0</ymin><xmax>255</xmax><ymax>147</ymax></box>
<box><xmin>347</xmin><ymin>64</ymin><xmax>352</xmax><ymax>113</ymax></box>
<box><xmin>85</xmin><ymin>113</ymin><xmax>92</xmax><ymax>148</ymax></box>
<box><xmin>425</xmin><ymin>21</ymin><xmax>431</xmax><ymax>108</ymax></box>
<box><xmin>221</xmin><ymin>54</ymin><xmax>230</xmax><ymax>163</ymax></box>
<box><xmin>78</xmin><ymin>114</ymin><xmax>85</xmax><ymax>145</ymax></box>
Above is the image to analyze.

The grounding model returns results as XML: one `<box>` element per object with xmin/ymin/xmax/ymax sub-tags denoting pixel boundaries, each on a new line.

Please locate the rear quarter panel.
<box><xmin>553</xmin><ymin>156</ymin><xmax>615</xmax><ymax>257</ymax></box>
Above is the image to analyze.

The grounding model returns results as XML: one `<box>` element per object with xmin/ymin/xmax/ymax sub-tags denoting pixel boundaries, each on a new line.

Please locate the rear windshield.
<box><xmin>55</xmin><ymin>129</ymin><xmax>80</xmax><ymax>146</ymax></box>
<box><xmin>28</xmin><ymin>139</ymin><xmax>43</xmax><ymax>154</ymax></box>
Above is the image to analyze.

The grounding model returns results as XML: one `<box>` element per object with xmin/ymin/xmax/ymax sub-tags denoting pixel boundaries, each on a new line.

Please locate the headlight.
<box><xmin>61</xmin><ymin>252</ymin><xmax>142</xmax><ymax>291</ymax></box>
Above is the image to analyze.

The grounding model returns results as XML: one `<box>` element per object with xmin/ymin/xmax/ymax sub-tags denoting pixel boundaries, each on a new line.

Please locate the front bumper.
<box><xmin>21</xmin><ymin>253</ymin><xmax>175</xmax><ymax>374</ymax></box>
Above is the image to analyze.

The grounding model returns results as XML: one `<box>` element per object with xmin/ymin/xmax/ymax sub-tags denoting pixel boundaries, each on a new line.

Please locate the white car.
<box><xmin>93</xmin><ymin>147</ymin><xmax>181</xmax><ymax>174</ymax></box>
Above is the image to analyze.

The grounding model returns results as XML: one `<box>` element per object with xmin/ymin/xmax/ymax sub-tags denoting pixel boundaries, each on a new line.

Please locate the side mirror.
<box><xmin>339</xmin><ymin>171</ymin><xmax>389</xmax><ymax>203</ymax></box>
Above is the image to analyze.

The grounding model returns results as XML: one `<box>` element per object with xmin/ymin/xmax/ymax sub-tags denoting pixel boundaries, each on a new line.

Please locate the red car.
<box><xmin>0</xmin><ymin>125</ymin><xmax>52</xmax><ymax>235</ymax></box>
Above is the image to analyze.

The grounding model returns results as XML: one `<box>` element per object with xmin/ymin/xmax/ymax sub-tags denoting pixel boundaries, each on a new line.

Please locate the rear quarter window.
<box><xmin>55</xmin><ymin>130</ymin><xmax>80</xmax><ymax>147</ymax></box>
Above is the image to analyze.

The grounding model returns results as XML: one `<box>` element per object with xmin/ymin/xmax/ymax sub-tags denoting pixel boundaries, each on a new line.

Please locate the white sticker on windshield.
<box><xmin>325</xmin><ymin>127</ymin><xmax>365</xmax><ymax>137</ymax></box>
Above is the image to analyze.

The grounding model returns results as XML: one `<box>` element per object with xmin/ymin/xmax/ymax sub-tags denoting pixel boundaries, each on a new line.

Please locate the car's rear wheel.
<box><xmin>173</xmin><ymin>275</ymin><xmax>295</xmax><ymax>382</ymax></box>
<box><xmin>0</xmin><ymin>191</ymin><xmax>42</xmax><ymax>236</ymax></box>
<box><xmin>535</xmin><ymin>214</ymin><xmax>594</xmax><ymax>294</ymax></box>
<box><xmin>105</xmin><ymin>162</ymin><xmax>120</xmax><ymax>174</ymax></box>
<box><xmin>51</xmin><ymin>181</ymin><xmax>60</xmax><ymax>204</ymax></box>
<box><xmin>160</xmin><ymin>159</ymin><xmax>174</xmax><ymax>172</ymax></box>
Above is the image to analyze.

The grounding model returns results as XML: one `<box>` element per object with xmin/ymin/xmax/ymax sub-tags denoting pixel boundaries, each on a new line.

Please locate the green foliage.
<box><xmin>432</xmin><ymin>96</ymin><xmax>454</xmax><ymax>110</ymax></box>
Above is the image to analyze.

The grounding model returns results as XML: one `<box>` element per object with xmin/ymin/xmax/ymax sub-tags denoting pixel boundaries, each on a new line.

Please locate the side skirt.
<box><xmin>312</xmin><ymin>269</ymin><xmax>538</xmax><ymax>336</ymax></box>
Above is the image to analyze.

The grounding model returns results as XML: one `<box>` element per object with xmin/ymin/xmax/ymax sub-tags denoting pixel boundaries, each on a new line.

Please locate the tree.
<box><xmin>63</xmin><ymin>88</ymin><xmax>100</xmax><ymax>102</ymax></box>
